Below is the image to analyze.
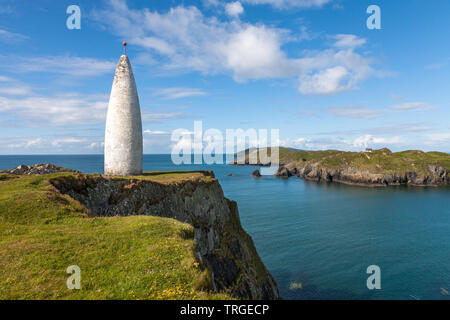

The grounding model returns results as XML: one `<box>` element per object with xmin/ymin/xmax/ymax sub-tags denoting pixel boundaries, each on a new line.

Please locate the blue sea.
<box><xmin>1</xmin><ymin>154</ymin><xmax>449</xmax><ymax>300</ymax></box>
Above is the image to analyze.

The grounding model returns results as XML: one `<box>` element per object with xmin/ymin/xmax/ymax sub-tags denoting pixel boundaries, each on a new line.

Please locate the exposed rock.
<box><xmin>1</xmin><ymin>164</ymin><xmax>77</xmax><ymax>175</ymax></box>
<box><xmin>231</xmin><ymin>159</ymin><xmax>273</xmax><ymax>167</ymax></box>
<box><xmin>231</xmin><ymin>147</ymin><xmax>449</xmax><ymax>187</ymax></box>
<box><xmin>276</xmin><ymin>162</ymin><xmax>449</xmax><ymax>187</ymax></box>
<box><xmin>49</xmin><ymin>173</ymin><xmax>279</xmax><ymax>300</ymax></box>
<box><xmin>275</xmin><ymin>167</ymin><xmax>292</xmax><ymax>178</ymax></box>
<box><xmin>252</xmin><ymin>169</ymin><xmax>262</xmax><ymax>178</ymax></box>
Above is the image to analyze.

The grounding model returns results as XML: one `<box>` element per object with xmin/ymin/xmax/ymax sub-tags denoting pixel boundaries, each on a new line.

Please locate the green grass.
<box><xmin>0</xmin><ymin>173</ymin><xmax>230</xmax><ymax>300</ymax></box>
<box><xmin>240</xmin><ymin>147</ymin><xmax>449</xmax><ymax>175</ymax></box>
<box><xmin>110</xmin><ymin>170</ymin><xmax>216</xmax><ymax>184</ymax></box>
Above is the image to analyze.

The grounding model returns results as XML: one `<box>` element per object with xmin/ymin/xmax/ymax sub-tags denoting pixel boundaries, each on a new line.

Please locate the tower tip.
<box><xmin>123</xmin><ymin>42</ymin><xmax>127</xmax><ymax>55</ymax></box>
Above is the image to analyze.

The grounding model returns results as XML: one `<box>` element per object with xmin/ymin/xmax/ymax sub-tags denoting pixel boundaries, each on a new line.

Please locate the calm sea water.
<box><xmin>1</xmin><ymin>154</ymin><xmax>449</xmax><ymax>300</ymax></box>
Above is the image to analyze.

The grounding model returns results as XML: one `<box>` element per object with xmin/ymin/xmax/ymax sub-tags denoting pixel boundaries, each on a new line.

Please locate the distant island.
<box><xmin>232</xmin><ymin>147</ymin><xmax>450</xmax><ymax>187</ymax></box>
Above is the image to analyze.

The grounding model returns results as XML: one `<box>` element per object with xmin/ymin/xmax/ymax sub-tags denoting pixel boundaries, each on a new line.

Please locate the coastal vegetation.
<box><xmin>0</xmin><ymin>172</ymin><xmax>230</xmax><ymax>299</ymax></box>
<box><xmin>0</xmin><ymin>168</ymin><xmax>279</xmax><ymax>300</ymax></box>
<box><xmin>235</xmin><ymin>147</ymin><xmax>450</xmax><ymax>186</ymax></box>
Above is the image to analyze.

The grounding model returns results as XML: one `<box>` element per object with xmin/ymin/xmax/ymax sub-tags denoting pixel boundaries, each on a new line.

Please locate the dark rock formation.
<box><xmin>275</xmin><ymin>166</ymin><xmax>292</xmax><ymax>178</ymax></box>
<box><xmin>252</xmin><ymin>169</ymin><xmax>262</xmax><ymax>178</ymax></box>
<box><xmin>275</xmin><ymin>162</ymin><xmax>449</xmax><ymax>187</ymax></box>
<box><xmin>1</xmin><ymin>164</ymin><xmax>77</xmax><ymax>175</ymax></box>
<box><xmin>49</xmin><ymin>173</ymin><xmax>279</xmax><ymax>300</ymax></box>
<box><xmin>231</xmin><ymin>159</ymin><xmax>273</xmax><ymax>167</ymax></box>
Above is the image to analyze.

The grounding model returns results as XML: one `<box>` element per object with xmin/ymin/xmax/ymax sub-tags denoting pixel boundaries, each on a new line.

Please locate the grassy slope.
<box><xmin>245</xmin><ymin>147</ymin><xmax>450</xmax><ymax>174</ymax></box>
<box><xmin>0</xmin><ymin>172</ymin><xmax>230</xmax><ymax>300</ymax></box>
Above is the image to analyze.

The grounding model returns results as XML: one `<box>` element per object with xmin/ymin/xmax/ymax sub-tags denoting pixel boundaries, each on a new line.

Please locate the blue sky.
<box><xmin>0</xmin><ymin>0</ymin><xmax>449</xmax><ymax>154</ymax></box>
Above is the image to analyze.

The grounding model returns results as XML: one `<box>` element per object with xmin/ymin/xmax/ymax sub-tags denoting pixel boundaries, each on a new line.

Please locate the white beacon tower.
<box><xmin>104</xmin><ymin>42</ymin><xmax>143</xmax><ymax>175</ymax></box>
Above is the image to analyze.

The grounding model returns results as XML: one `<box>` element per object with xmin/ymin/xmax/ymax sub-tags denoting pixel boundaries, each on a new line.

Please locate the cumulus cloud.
<box><xmin>219</xmin><ymin>25</ymin><xmax>295</xmax><ymax>81</ymax></box>
<box><xmin>352</xmin><ymin>134</ymin><xmax>402</xmax><ymax>149</ymax></box>
<box><xmin>299</xmin><ymin>66</ymin><xmax>349</xmax><ymax>95</ymax></box>
<box><xmin>225</xmin><ymin>1</ymin><xmax>244</xmax><ymax>17</ymax></box>
<box><xmin>93</xmin><ymin>1</ymin><xmax>376</xmax><ymax>95</ymax></box>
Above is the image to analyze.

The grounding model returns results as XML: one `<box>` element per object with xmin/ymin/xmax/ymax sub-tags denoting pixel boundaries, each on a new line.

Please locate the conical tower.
<box><xmin>104</xmin><ymin>43</ymin><xmax>143</xmax><ymax>175</ymax></box>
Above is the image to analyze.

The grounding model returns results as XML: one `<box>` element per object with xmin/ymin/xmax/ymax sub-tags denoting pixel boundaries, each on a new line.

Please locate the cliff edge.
<box><xmin>233</xmin><ymin>147</ymin><xmax>449</xmax><ymax>187</ymax></box>
<box><xmin>0</xmin><ymin>166</ymin><xmax>279</xmax><ymax>300</ymax></box>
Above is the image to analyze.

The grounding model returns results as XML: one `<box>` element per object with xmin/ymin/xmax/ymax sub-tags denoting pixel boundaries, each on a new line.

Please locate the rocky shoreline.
<box><xmin>274</xmin><ymin>161</ymin><xmax>449</xmax><ymax>187</ymax></box>
<box><xmin>230</xmin><ymin>147</ymin><xmax>450</xmax><ymax>187</ymax></box>
<box><xmin>1</xmin><ymin>163</ymin><xmax>77</xmax><ymax>175</ymax></box>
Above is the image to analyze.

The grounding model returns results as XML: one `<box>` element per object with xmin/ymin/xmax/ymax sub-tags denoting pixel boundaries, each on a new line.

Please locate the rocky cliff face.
<box><xmin>49</xmin><ymin>172</ymin><xmax>279</xmax><ymax>299</ymax></box>
<box><xmin>275</xmin><ymin>161</ymin><xmax>449</xmax><ymax>186</ymax></box>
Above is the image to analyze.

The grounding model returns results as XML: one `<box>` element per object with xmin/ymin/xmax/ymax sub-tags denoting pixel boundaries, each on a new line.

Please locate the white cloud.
<box><xmin>93</xmin><ymin>1</ymin><xmax>376</xmax><ymax>95</ymax></box>
<box><xmin>2</xmin><ymin>56</ymin><xmax>115</xmax><ymax>77</ymax></box>
<box><xmin>5</xmin><ymin>136</ymin><xmax>106</xmax><ymax>153</ymax></box>
<box><xmin>391</xmin><ymin>102</ymin><xmax>432</xmax><ymax>111</ymax></box>
<box><xmin>280</xmin><ymin>134</ymin><xmax>404</xmax><ymax>151</ymax></box>
<box><xmin>333</xmin><ymin>34</ymin><xmax>366</xmax><ymax>49</ymax></box>
<box><xmin>141</xmin><ymin>111</ymin><xmax>184</xmax><ymax>122</ymax></box>
<box><xmin>133</xmin><ymin>37</ymin><xmax>175</xmax><ymax>55</ymax></box>
<box><xmin>425</xmin><ymin>133</ymin><xmax>450</xmax><ymax>146</ymax></box>
<box><xmin>0</xmin><ymin>86</ymin><xmax>31</xmax><ymax>96</ymax></box>
<box><xmin>153</xmin><ymin>87</ymin><xmax>207</xmax><ymax>99</ymax></box>
<box><xmin>144</xmin><ymin>129</ymin><xmax>169</xmax><ymax>135</ymax></box>
<box><xmin>219</xmin><ymin>25</ymin><xmax>295</xmax><ymax>81</ymax></box>
<box><xmin>51</xmin><ymin>137</ymin><xmax>87</xmax><ymax>147</ymax></box>
<box><xmin>240</xmin><ymin>0</ymin><xmax>331</xmax><ymax>9</ymax></box>
<box><xmin>225</xmin><ymin>1</ymin><xmax>244</xmax><ymax>17</ymax></box>
<box><xmin>299</xmin><ymin>66</ymin><xmax>349</xmax><ymax>95</ymax></box>
<box><xmin>0</xmin><ymin>86</ymin><xmax>186</xmax><ymax>127</ymax></box>
<box><xmin>203</xmin><ymin>0</ymin><xmax>221</xmax><ymax>6</ymax></box>
<box><xmin>0</xmin><ymin>29</ymin><xmax>29</xmax><ymax>42</ymax></box>
<box><xmin>352</xmin><ymin>134</ymin><xmax>402</xmax><ymax>149</ymax></box>
<box><xmin>425</xmin><ymin>62</ymin><xmax>447</xmax><ymax>70</ymax></box>
<box><xmin>88</xmin><ymin>141</ymin><xmax>104</xmax><ymax>149</ymax></box>
<box><xmin>327</xmin><ymin>106</ymin><xmax>384</xmax><ymax>119</ymax></box>
<box><xmin>23</xmin><ymin>138</ymin><xmax>43</xmax><ymax>148</ymax></box>
<box><xmin>0</xmin><ymin>92</ymin><xmax>108</xmax><ymax>125</ymax></box>
<box><xmin>0</xmin><ymin>75</ymin><xmax>13</xmax><ymax>82</ymax></box>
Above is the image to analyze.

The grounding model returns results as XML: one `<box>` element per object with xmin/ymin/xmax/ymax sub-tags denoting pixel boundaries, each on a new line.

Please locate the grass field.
<box><xmin>0</xmin><ymin>173</ymin><xmax>230</xmax><ymax>300</ymax></box>
<box><xmin>240</xmin><ymin>147</ymin><xmax>450</xmax><ymax>175</ymax></box>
